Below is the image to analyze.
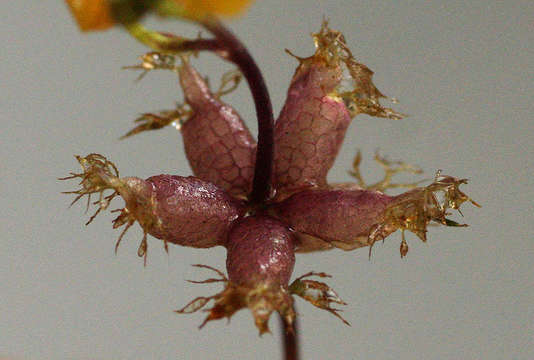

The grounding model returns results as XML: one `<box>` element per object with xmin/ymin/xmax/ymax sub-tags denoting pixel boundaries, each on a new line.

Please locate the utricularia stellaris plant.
<box><xmin>63</xmin><ymin>0</ymin><xmax>479</xmax><ymax>357</ymax></box>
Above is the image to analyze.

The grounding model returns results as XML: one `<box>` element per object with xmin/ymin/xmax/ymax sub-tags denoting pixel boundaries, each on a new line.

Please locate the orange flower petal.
<box><xmin>65</xmin><ymin>0</ymin><xmax>115</xmax><ymax>31</ymax></box>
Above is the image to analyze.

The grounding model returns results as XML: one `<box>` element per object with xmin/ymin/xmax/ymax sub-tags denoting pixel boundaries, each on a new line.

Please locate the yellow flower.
<box><xmin>65</xmin><ymin>0</ymin><xmax>255</xmax><ymax>32</ymax></box>
<box><xmin>173</xmin><ymin>0</ymin><xmax>254</xmax><ymax>18</ymax></box>
<box><xmin>65</xmin><ymin>0</ymin><xmax>114</xmax><ymax>31</ymax></box>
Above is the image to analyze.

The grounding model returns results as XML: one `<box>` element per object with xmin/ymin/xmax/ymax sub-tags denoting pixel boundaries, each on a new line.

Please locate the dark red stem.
<box><xmin>280</xmin><ymin>313</ymin><xmax>300</xmax><ymax>360</ymax></box>
<box><xmin>203</xmin><ymin>19</ymin><xmax>274</xmax><ymax>204</ymax></box>
<box><xmin>159</xmin><ymin>36</ymin><xmax>224</xmax><ymax>53</ymax></box>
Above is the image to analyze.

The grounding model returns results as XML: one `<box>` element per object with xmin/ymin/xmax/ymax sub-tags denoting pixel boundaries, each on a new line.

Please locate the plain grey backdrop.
<box><xmin>2</xmin><ymin>1</ymin><xmax>533</xmax><ymax>359</ymax></box>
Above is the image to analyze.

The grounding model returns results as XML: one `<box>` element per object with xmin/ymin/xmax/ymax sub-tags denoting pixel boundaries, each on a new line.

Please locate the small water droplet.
<box><xmin>137</xmin><ymin>239</ymin><xmax>147</xmax><ymax>257</ymax></box>
<box><xmin>171</xmin><ymin>120</ymin><xmax>182</xmax><ymax>131</ymax></box>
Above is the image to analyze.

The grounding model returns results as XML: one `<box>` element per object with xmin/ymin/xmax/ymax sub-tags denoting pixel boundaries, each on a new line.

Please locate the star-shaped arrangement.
<box><xmin>62</xmin><ymin>22</ymin><xmax>479</xmax><ymax>335</ymax></box>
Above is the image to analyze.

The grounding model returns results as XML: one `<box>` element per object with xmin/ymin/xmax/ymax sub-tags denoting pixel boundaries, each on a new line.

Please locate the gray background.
<box><xmin>2</xmin><ymin>1</ymin><xmax>533</xmax><ymax>359</ymax></box>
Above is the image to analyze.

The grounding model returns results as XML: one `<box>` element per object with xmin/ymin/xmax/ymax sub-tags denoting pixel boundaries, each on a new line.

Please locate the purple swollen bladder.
<box><xmin>273</xmin><ymin>24</ymin><xmax>403</xmax><ymax>201</ymax></box>
<box><xmin>226</xmin><ymin>216</ymin><xmax>295</xmax><ymax>287</ymax></box>
<box><xmin>178</xmin><ymin>60</ymin><xmax>257</xmax><ymax>198</ymax></box>
<box><xmin>122</xmin><ymin>56</ymin><xmax>257</xmax><ymax>199</ymax></box>
<box><xmin>63</xmin><ymin>22</ymin><xmax>478</xmax><ymax>333</ymax></box>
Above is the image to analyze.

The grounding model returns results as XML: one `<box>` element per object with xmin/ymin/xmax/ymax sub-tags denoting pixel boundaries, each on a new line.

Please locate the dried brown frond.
<box><xmin>123</xmin><ymin>52</ymin><xmax>178</xmax><ymax>81</ymax></box>
<box><xmin>120</xmin><ymin>105</ymin><xmax>192</xmax><ymax>139</ymax></box>
<box><xmin>370</xmin><ymin>172</ymin><xmax>480</xmax><ymax>257</ymax></box>
<box><xmin>214</xmin><ymin>69</ymin><xmax>242</xmax><ymax>98</ymax></box>
<box><xmin>312</xmin><ymin>21</ymin><xmax>404</xmax><ymax>119</ymax></box>
<box><xmin>289</xmin><ymin>272</ymin><xmax>349</xmax><ymax>326</ymax></box>
<box><xmin>176</xmin><ymin>266</ymin><xmax>296</xmax><ymax>335</ymax></box>
<box><xmin>60</xmin><ymin>154</ymin><xmax>121</xmax><ymax>224</ymax></box>
<box><xmin>349</xmin><ymin>150</ymin><xmax>425</xmax><ymax>193</ymax></box>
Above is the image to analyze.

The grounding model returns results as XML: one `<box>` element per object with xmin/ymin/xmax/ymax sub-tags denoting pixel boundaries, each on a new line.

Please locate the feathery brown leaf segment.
<box><xmin>63</xmin><ymin>21</ymin><xmax>478</xmax><ymax>334</ymax></box>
